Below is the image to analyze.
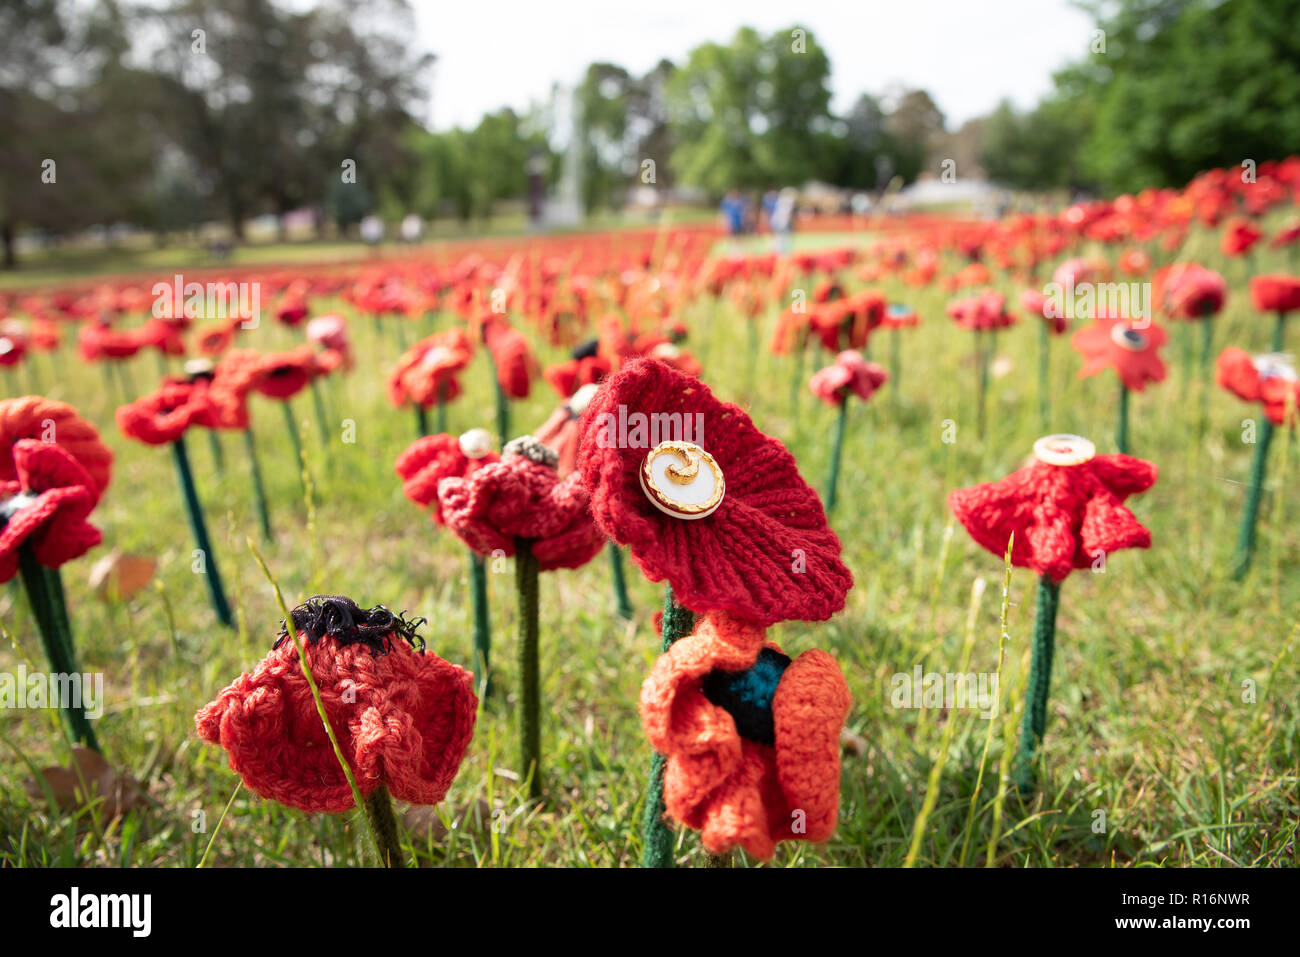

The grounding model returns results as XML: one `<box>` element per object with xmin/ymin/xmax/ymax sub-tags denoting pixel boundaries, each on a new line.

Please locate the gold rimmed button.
<box><xmin>1033</xmin><ymin>433</ymin><xmax>1096</xmax><ymax>466</ymax></box>
<box><xmin>640</xmin><ymin>441</ymin><xmax>725</xmax><ymax>520</ymax></box>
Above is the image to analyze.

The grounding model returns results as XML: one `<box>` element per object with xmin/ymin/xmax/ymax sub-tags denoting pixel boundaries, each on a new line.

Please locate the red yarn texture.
<box><xmin>949</xmin><ymin>453</ymin><xmax>1157</xmax><ymax>582</ymax></box>
<box><xmin>577</xmin><ymin>358</ymin><xmax>852</xmax><ymax>626</ymax></box>
<box><xmin>116</xmin><ymin>379</ymin><xmax>216</xmax><ymax>445</ymax></box>
<box><xmin>1216</xmin><ymin>347</ymin><xmax>1299</xmax><ymax>425</ymax></box>
<box><xmin>394</xmin><ymin>433</ymin><xmax>499</xmax><ymax>525</ymax></box>
<box><xmin>0</xmin><ymin>439</ymin><xmax>102</xmax><ymax>582</ymax></box>
<box><xmin>947</xmin><ymin>291</ymin><xmax>1017</xmax><ymax>331</ymax></box>
<box><xmin>639</xmin><ymin>612</ymin><xmax>851</xmax><ymax>860</ymax></box>
<box><xmin>438</xmin><ymin>452</ymin><xmax>605</xmax><ymax>571</ymax></box>
<box><xmin>0</xmin><ymin>396</ymin><xmax>113</xmax><ymax>499</ymax></box>
<box><xmin>195</xmin><ymin>632</ymin><xmax>477</xmax><ymax>813</ymax></box>
<box><xmin>809</xmin><ymin>350</ymin><xmax>888</xmax><ymax>406</ymax></box>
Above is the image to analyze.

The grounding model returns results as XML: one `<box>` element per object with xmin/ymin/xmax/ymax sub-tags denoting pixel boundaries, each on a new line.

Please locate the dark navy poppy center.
<box><xmin>701</xmin><ymin>647</ymin><xmax>791</xmax><ymax>746</ymax></box>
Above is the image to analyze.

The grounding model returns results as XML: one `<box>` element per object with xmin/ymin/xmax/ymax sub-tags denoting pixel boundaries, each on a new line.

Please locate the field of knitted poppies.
<box><xmin>1</xmin><ymin>164</ymin><xmax>1298</xmax><ymax>869</ymax></box>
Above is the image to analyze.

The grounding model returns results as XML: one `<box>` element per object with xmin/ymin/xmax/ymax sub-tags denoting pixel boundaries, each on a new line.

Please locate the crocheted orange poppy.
<box><xmin>0</xmin><ymin>396</ymin><xmax>113</xmax><ymax>499</ymax></box>
<box><xmin>0</xmin><ymin>440</ymin><xmax>102</xmax><ymax>583</ymax></box>
<box><xmin>577</xmin><ymin>358</ymin><xmax>852</xmax><ymax>626</ymax></box>
<box><xmin>196</xmin><ymin>595</ymin><xmax>477</xmax><ymax>814</ymax></box>
<box><xmin>640</xmin><ymin>612</ymin><xmax>851</xmax><ymax>860</ymax></box>
<box><xmin>1071</xmin><ymin>313</ymin><xmax>1168</xmax><ymax>392</ymax></box>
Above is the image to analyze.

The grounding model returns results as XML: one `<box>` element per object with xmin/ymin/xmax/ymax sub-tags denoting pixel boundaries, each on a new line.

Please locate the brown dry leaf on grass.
<box><xmin>88</xmin><ymin>551</ymin><xmax>157</xmax><ymax>601</ymax></box>
<box><xmin>26</xmin><ymin>746</ymin><xmax>151</xmax><ymax>823</ymax></box>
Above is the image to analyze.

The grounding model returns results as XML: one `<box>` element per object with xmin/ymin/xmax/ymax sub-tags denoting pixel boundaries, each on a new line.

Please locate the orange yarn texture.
<box><xmin>639</xmin><ymin>613</ymin><xmax>851</xmax><ymax>860</ymax></box>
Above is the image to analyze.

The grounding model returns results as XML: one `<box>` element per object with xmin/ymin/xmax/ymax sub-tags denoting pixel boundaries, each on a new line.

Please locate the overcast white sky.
<box><xmin>415</xmin><ymin>0</ymin><xmax>1096</xmax><ymax>132</ymax></box>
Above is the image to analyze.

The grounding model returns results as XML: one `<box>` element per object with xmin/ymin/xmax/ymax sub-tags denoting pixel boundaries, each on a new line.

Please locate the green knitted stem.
<box><xmin>243</xmin><ymin>427</ymin><xmax>274</xmax><ymax>543</ymax></box>
<box><xmin>469</xmin><ymin>550</ymin><xmax>491</xmax><ymax>697</ymax></box>
<box><xmin>516</xmin><ymin>539</ymin><xmax>541</xmax><ymax>799</ymax></box>
<box><xmin>790</xmin><ymin>345</ymin><xmax>806</xmax><ymax>417</ymax></box>
<box><xmin>1038</xmin><ymin>321</ymin><xmax>1050</xmax><ymax>430</ymax></box>
<box><xmin>493</xmin><ymin>369</ymin><xmax>510</xmax><ymax>449</ymax></box>
<box><xmin>1014</xmin><ymin>575</ymin><xmax>1060</xmax><ymax>795</ymax></box>
<box><xmin>975</xmin><ymin>329</ymin><xmax>989</xmax><ymax>441</ymax></box>
<box><xmin>171</xmin><ymin>436</ymin><xmax>233</xmax><ymax>627</ymax></box>
<box><xmin>435</xmin><ymin>383</ymin><xmax>448</xmax><ymax>434</ymax></box>
<box><xmin>414</xmin><ymin>404</ymin><xmax>428</xmax><ymax>439</ymax></box>
<box><xmin>1232</xmin><ymin>416</ymin><xmax>1274</xmax><ymax>580</ymax></box>
<box><xmin>310</xmin><ymin>379</ymin><xmax>331</xmax><ymax>446</ymax></box>
<box><xmin>1178</xmin><ymin>321</ymin><xmax>1194</xmax><ymax>398</ymax></box>
<box><xmin>18</xmin><ymin>547</ymin><xmax>99</xmax><ymax>751</ymax></box>
<box><xmin>642</xmin><ymin>586</ymin><xmax>695</xmax><ymax>868</ymax></box>
<box><xmin>206</xmin><ymin>428</ymin><xmax>224</xmax><ymax>474</ymax></box>
<box><xmin>891</xmin><ymin>326</ymin><xmax>902</xmax><ymax>408</ymax></box>
<box><xmin>281</xmin><ymin>401</ymin><xmax>305</xmax><ymax>492</ymax></box>
<box><xmin>1273</xmin><ymin>311</ymin><xmax>1288</xmax><ymax>353</ymax></box>
<box><xmin>608</xmin><ymin>541</ymin><xmax>633</xmax><ymax>619</ymax></box>
<box><xmin>362</xmin><ymin>784</ymin><xmax>405</xmax><ymax>867</ymax></box>
<box><xmin>1116</xmin><ymin>384</ymin><xmax>1130</xmax><ymax>455</ymax></box>
<box><xmin>825</xmin><ymin>396</ymin><xmax>850</xmax><ymax>512</ymax></box>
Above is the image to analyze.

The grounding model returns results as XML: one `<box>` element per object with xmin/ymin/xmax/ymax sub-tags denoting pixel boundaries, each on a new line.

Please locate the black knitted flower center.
<box><xmin>701</xmin><ymin>648</ymin><xmax>791</xmax><ymax>746</ymax></box>
<box><xmin>274</xmin><ymin>595</ymin><xmax>425</xmax><ymax>655</ymax></box>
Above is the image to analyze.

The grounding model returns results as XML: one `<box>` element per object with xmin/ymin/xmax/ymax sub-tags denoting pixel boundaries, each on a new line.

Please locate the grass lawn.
<box><xmin>0</xmin><ymin>220</ymin><xmax>1297</xmax><ymax>868</ymax></box>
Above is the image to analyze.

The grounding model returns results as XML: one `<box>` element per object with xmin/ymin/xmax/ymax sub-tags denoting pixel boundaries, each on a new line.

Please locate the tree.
<box><xmin>1057</xmin><ymin>0</ymin><xmax>1300</xmax><ymax>193</ymax></box>
<box><xmin>666</xmin><ymin>25</ymin><xmax>834</xmax><ymax>195</ymax></box>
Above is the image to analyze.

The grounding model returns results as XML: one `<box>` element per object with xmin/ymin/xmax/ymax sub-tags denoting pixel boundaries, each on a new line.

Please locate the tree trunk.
<box><xmin>1</xmin><ymin>222</ymin><xmax>15</xmax><ymax>269</ymax></box>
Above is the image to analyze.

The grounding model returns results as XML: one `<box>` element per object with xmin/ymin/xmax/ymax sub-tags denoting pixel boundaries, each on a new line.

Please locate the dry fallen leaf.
<box><xmin>88</xmin><ymin>551</ymin><xmax>157</xmax><ymax>601</ymax></box>
<box><xmin>26</xmin><ymin>746</ymin><xmax>151</xmax><ymax>823</ymax></box>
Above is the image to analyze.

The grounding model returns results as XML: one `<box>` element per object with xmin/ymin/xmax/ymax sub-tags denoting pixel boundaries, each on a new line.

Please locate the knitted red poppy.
<box><xmin>947</xmin><ymin>291</ymin><xmax>1017</xmax><ymax>331</ymax></box>
<box><xmin>0</xmin><ymin>396</ymin><xmax>113</xmax><ymax>499</ymax></box>
<box><xmin>0</xmin><ymin>327</ymin><xmax>25</xmax><ymax>367</ymax></box>
<box><xmin>1154</xmin><ymin>263</ymin><xmax>1226</xmax><ymax>319</ymax></box>
<box><xmin>0</xmin><ymin>440</ymin><xmax>102</xmax><ymax>583</ymax></box>
<box><xmin>253</xmin><ymin>347</ymin><xmax>320</xmax><ymax>400</ymax></box>
<box><xmin>1216</xmin><ymin>348</ymin><xmax>1299</xmax><ymax>425</ymax></box>
<box><xmin>1221</xmin><ymin>218</ymin><xmax>1263</xmax><ymax>257</ymax></box>
<box><xmin>544</xmin><ymin>355</ymin><xmax>611</xmax><ymax>399</ymax></box>
<box><xmin>1070</xmin><ymin>314</ymin><xmax>1168</xmax><ymax>392</ymax></box>
<box><xmin>137</xmin><ymin>318</ymin><xmax>186</xmax><ymax>357</ymax></box>
<box><xmin>196</xmin><ymin>596</ymin><xmax>476</xmax><ymax>813</ymax></box>
<box><xmin>577</xmin><ymin>358</ymin><xmax>852</xmax><ymax>626</ymax></box>
<box><xmin>116</xmin><ymin>379</ymin><xmax>216</xmax><ymax>445</ymax></box>
<box><xmin>1020</xmin><ymin>290</ymin><xmax>1069</xmax><ymax>335</ymax></box>
<box><xmin>1249</xmin><ymin>275</ymin><xmax>1300</xmax><ymax>314</ymax></box>
<box><xmin>438</xmin><ymin>441</ymin><xmax>605</xmax><ymax>571</ymax></box>
<box><xmin>395</xmin><ymin>432</ymin><xmax>499</xmax><ymax>525</ymax></box>
<box><xmin>640</xmin><ymin>612</ymin><xmax>851</xmax><ymax>860</ymax></box>
<box><xmin>78</xmin><ymin>321</ymin><xmax>141</xmax><ymax>361</ymax></box>
<box><xmin>809</xmin><ymin>350</ymin><xmax>888</xmax><ymax>406</ymax></box>
<box><xmin>389</xmin><ymin>329</ymin><xmax>472</xmax><ymax>409</ymax></box>
<box><xmin>484</xmin><ymin>321</ymin><xmax>539</xmax><ymax>399</ymax></box>
<box><xmin>949</xmin><ymin>443</ymin><xmax>1157</xmax><ymax>582</ymax></box>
